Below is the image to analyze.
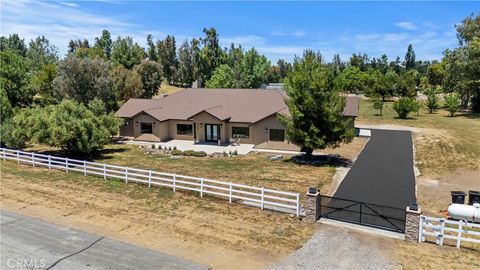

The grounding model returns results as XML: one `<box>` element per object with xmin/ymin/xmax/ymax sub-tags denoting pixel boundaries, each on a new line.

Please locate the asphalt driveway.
<box><xmin>334</xmin><ymin>129</ymin><xmax>417</xmax><ymax>209</ymax></box>
<box><xmin>1</xmin><ymin>210</ymin><xmax>207</xmax><ymax>270</ymax></box>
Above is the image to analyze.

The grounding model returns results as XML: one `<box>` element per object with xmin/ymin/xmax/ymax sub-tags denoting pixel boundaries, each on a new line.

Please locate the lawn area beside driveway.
<box><xmin>25</xmin><ymin>136</ymin><xmax>368</xmax><ymax>196</ymax></box>
<box><xmin>357</xmin><ymin>98</ymin><xmax>480</xmax><ymax>215</ymax></box>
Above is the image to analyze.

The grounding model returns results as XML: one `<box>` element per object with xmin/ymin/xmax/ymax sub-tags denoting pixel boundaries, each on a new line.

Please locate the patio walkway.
<box><xmin>127</xmin><ymin>139</ymin><xmax>255</xmax><ymax>155</ymax></box>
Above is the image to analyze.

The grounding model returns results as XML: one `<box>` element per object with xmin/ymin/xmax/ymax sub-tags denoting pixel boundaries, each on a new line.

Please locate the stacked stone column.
<box><xmin>405</xmin><ymin>205</ymin><xmax>422</xmax><ymax>242</ymax></box>
<box><xmin>303</xmin><ymin>189</ymin><xmax>320</xmax><ymax>223</ymax></box>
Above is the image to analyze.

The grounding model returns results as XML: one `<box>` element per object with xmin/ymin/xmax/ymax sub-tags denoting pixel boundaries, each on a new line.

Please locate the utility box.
<box><xmin>451</xmin><ymin>191</ymin><xmax>467</xmax><ymax>204</ymax></box>
<box><xmin>468</xmin><ymin>191</ymin><xmax>480</xmax><ymax>205</ymax></box>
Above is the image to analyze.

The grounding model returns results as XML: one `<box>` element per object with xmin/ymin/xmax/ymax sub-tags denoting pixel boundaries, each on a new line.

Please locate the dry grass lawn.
<box><xmin>0</xmin><ymin>161</ymin><xmax>312</xmax><ymax>269</ymax></box>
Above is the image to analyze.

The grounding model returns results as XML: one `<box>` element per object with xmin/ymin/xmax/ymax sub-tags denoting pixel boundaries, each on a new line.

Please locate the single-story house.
<box><xmin>115</xmin><ymin>89</ymin><xmax>359</xmax><ymax>151</ymax></box>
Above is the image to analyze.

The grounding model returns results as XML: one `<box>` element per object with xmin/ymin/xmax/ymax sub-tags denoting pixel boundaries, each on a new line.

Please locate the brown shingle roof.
<box><xmin>115</xmin><ymin>89</ymin><xmax>359</xmax><ymax>123</ymax></box>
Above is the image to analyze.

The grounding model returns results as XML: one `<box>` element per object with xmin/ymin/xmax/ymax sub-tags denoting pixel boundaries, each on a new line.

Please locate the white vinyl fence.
<box><xmin>1</xmin><ymin>148</ymin><xmax>300</xmax><ymax>216</ymax></box>
<box><xmin>419</xmin><ymin>215</ymin><xmax>480</xmax><ymax>249</ymax></box>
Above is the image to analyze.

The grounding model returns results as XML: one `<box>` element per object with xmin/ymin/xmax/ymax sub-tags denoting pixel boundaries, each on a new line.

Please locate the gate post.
<box><xmin>303</xmin><ymin>187</ymin><xmax>320</xmax><ymax>224</ymax></box>
<box><xmin>405</xmin><ymin>204</ymin><xmax>422</xmax><ymax>242</ymax></box>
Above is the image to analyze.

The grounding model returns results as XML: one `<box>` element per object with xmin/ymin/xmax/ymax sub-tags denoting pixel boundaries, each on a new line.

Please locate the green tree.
<box><xmin>205</xmin><ymin>64</ymin><xmax>236</xmax><ymax>88</ymax></box>
<box><xmin>393</xmin><ymin>97</ymin><xmax>416</xmax><ymax>119</ymax></box>
<box><xmin>74</xmin><ymin>47</ymin><xmax>106</xmax><ymax>59</ymax></box>
<box><xmin>277</xmin><ymin>59</ymin><xmax>292</xmax><ymax>80</ymax></box>
<box><xmin>0</xmin><ymin>34</ymin><xmax>27</xmax><ymax>56</ymax></box>
<box><xmin>0</xmin><ymin>87</ymin><xmax>13</xmax><ymax>123</ymax></box>
<box><xmin>176</xmin><ymin>39</ymin><xmax>199</xmax><ymax>86</ymax></box>
<box><xmin>134</xmin><ymin>60</ymin><xmax>163</xmax><ymax>98</ymax></box>
<box><xmin>427</xmin><ymin>61</ymin><xmax>446</xmax><ymax>86</ymax></box>
<box><xmin>26</xmin><ymin>36</ymin><xmax>58</xmax><ymax>70</ymax></box>
<box><xmin>372</xmin><ymin>99</ymin><xmax>384</xmax><ymax>116</ymax></box>
<box><xmin>111</xmin><ymin>36</ymin><xmax>145</xmax><ymax>69</ymax></box>
<box><xmin>404</xmin><ymin>44</ymin><xmax>416</xmax><ymax>70</ymax></box>
<box><xmin>424</xmin><ymin>87</ymin><xmax>440</xmax><ymax>113</ymax></box>
<box><xmin>200</xmin><ymin>28</ymin><xmax>224</xmax><ymax>81</ymax></box>
<box><xmin>455</xmin><ymin>13</ymin><xmax>480</xmax><ymax>45</ymax></box>
<box><xmin>29</xmin><ymin>63</ymin><xmax>57</xmax><ymax>105</ymax></box>
<box><xmin>146</xmin><ymin>34</ymin><xmax>157</xmax><ymax>61</ymax></box>
<box><xmin>156</xmin><ymin>35</ymin><xmax>178</xmax><ymax>84</ymax></box>
<box><xmin>279</xmin><ymin>50</ymin><xmax>354</xmax><ymax>156</ymax></box>
<box><xmin>53</xmin><ymin>56</ymin><xmax>117</xmax><ymax>111</ymax></box>
<box><xmin>2</xmin><ymin>100</ymin><xmax>122</xmax><ymax>153</ymax></box>
<box><xmin>94</xmin><ymin>30</ymin><xmax>112</xmax><ymax>59</ymax></box>
<box><xmin>444</xmin><ymin>93</ymin><xmax>461</xmax><ymax>117</ymax></box>
<box><xmin>239</xmin><ymin>48</ymin><xmax>270</xmax><ymax>88</ymax></box>
<box><xmin>334</xmin><ymin>66</ymin><xmax>366</xmax><ymax>94</ymax></box>
<box><xmin>0</xmin><ymin>49</ymin><xmax>33</xmax><ymax>107</ymax></box>
<box><xmin>110</xmin><ymin>66</ymin><xmax>143</xmax><ymax>102</ymax></box>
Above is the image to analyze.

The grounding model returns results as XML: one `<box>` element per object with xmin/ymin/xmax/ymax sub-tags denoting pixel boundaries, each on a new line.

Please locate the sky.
<box><xmin>1</xmin><ymin>1</ymin><xmax>478</xmax><ymax>62</ymax></box>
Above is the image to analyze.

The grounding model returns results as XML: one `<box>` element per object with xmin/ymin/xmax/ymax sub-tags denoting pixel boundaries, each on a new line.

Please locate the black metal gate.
<box><xmin>319</xmin><ymin>195</ymin><xmax>406</xmax><ymax>233</ymax></box>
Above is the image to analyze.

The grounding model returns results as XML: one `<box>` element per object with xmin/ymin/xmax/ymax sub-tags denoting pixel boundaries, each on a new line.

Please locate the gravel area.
<box><xmin>266</xmin><ymin>225</ymin><xmax>400</xmax><ymax>270</ymax></box>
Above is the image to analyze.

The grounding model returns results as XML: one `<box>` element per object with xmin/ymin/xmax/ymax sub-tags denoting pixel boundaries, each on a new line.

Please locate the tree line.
<box><xmin>1</xmin><ymin>14</ymin><xmax>478</xmax><ymax>154</ymax></box>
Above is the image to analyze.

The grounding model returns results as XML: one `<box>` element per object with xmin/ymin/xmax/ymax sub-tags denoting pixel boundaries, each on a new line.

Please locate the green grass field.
<box><xmin>357</xmin><ymin>98</ymin><xmax>480</xmax><ymax>177</ymax></box>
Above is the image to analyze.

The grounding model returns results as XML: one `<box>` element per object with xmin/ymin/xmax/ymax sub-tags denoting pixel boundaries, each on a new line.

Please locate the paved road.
<box><xmin>334</xmin><ymin>129</ymin><xmax>417</xmax><ymax>208</ymax></box>
<box><xmin>0</xmin><ymin>210</ymin><xmax>207</xmax><ymax>270</ymax></box>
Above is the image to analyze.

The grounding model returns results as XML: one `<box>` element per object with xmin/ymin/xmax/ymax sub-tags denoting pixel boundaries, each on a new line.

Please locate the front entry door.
<box><xmin>205</xmin><ymin>124</ymin><xmax>219</xmax><ymax>142</ymax></box>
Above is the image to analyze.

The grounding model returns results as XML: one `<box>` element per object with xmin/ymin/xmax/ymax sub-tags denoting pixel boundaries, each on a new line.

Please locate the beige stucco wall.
<box><xmin>225</xmin><ymin>122</ymin><xmax>254</xmax><ymax>144</ymax></box>
<box><xmin>119</xmin><ymin>118</ymin><xmax>134</xmax><ymax>137</ymax></box>
<box><xmin>128</xmin><ymin>114</ymin><xmax>169</xmax><ymax>141</ymax></box>
<box><xmin>168</xmin><ymin>120</ymin><xmax>195</xmax><ymax>141</ymax></box>
<box><xmin>191</xmin><ymin>112</ymin><xmax>227</xmax><ymax>143</ymax></box>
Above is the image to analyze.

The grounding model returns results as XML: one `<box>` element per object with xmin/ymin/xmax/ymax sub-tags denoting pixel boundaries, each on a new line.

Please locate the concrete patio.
<box><xmin>126</xmin><ymin>139</ymin><xmax>255</xmax><ymax>155</ymax></box>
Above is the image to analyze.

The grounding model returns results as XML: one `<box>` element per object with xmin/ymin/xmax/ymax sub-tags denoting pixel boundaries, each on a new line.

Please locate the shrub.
<box><xmin>171</xmin><ymin>149</ymin><xmax>183</xmax><ymax>155</ymax></box>
<box><xmin>173</xmin><ymin>146</ymin><xmax>177</xmax><ymax>150</ymax></box>
<box><xmin>232</xmin><ymin>150</ymin><xmax>238</xmax><ymax>155</ymax></box>
<box><xmin>393</xmin><ymin>97</ymin><xmax>416</xmax><ymax>119</ymax></box>
<box><xmin>158</xmin><ymin>145</ymin><xmax>162</xmax><ymax>150</ymax></box>
<box><xmin>444</xmin><ymin>93</ymin><xmax>461</xmax><ymax>117</ymax></box>
<box><xmin>372</xmin><ymin>99</ymin><xmax>384</xmax><ymax>116</ymax></box>
<box><xmin>192</xmin><ymin>151</ymin><xmax>207</xmax><ymax>157</ymax></box>
<box><xmin>182</xmin><ymin>150</ymin><xmax>196</xmax><ymax>156</ymax></box>
<box><xmin>151</xmin><ymin>144</ymin><xmax>156</xmax><ymax>149</ymax></box>
<box><xmin>424</xmin><ymin>88</ymin><xmax>439</xmax><ymax>113</ymax></box>
<box><xmin>168</xmin><ymin>146</ymin><xmax>172</xmax><ymax>151</ymax></box>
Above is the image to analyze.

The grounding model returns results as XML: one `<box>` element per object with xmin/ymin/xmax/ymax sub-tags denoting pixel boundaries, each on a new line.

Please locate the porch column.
<box><xmin>303</xmin><ymin>188</ymin><xmax>320</xmax><ymax>224</ymax></box>
<box><xmin>405</xmin><ymin>204</ymin><xmax>422</xmax><ymax>242</ymax></box>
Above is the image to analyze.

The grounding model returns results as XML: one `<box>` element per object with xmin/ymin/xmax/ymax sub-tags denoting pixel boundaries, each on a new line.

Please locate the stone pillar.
<box><xmin>303</xmin><ymin>188</ymin><xmax>320</xmax><ymax>223</ymax></box>
<box><xmin>405</xmin><ymin>205</ymin><xmax>422</xmax><ymax>242</ymax></box>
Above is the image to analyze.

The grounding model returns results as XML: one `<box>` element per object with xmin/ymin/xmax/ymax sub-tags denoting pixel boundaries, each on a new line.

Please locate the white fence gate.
<box><xmin>1</xmin><ymin>148</ymin><xmax>301</xmax><ymax>216</ymax></box>
<box><xmin>419</xmin><ymin>215</ymin><xmax>480</xmax><ymax>249</ymax></box>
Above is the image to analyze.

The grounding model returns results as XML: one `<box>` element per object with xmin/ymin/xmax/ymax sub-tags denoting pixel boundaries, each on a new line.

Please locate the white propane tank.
<box><xmin>448</xmin><ymin>203</ymin><xmax>480</xmax><ymax>223</ymax></box>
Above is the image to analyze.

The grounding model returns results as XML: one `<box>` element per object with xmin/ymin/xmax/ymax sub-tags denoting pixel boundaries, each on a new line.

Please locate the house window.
<box><xmin>177</xmin><ymin>124</ymin><xmax>193</xmax><ymax>135</ymax></box>
<box><xmin>140</xmin><ymin>123</ymin><xmax>152</xmax><ymax>134</ymax></box>
<box><xmin>232</xmin><ymin>127</ymin><xmax>249</xmax><ymax>138</ymax></box>
<box><xmin>269</xmin><ymin>129</ymin><xmax>285</xmax><ymax>141</ymax></box>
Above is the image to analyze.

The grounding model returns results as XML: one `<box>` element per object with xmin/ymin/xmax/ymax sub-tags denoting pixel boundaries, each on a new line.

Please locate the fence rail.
<box><xmin>1</xmin><ymin>148</ymin><xmax>300</xmax><ymax>216</ymax></box>
<box><xmin>419</xmin><ymin>215</ymin><xmax>480</xmax><ymax>249</ymax></box>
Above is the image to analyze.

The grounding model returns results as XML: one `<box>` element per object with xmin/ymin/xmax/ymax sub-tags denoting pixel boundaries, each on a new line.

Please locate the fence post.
<box><xmin>418</xmin><ymin>216</ymin><xmax>425</xmax><ymax>243</ymax></box>
<box><xmin>439</xmin><ymin>219</ymin><xmax>445</xmax><ymax>245</ymax></box>
<box><xmin>200</xmin><ymin>178</ymin><xmax>204</xmax><ymax>198</ymax></box>
<box><xmin>296</xmin><ymin>193</ymin><xmax>300</xmax><ymax>217</ymax></box>
<box><xmin>456</xmin><ymin>221</ymin><xmax>463</xmax><ymax>249</ymax></box>
<box><xmin>303</xmin><ymin>188</ymin><xmax>320</xmax><ymax>223</ymax></box>
<box><xmin>2</xmin><ymin>149</ymin><xmax>5</xmax><ymax>161</ymax></box>
<box><xmin>31</xmin><ymin>153</ymin><xmax>35</xmax><ymax>167</ymax></box>
<box><xmin>405</xmin><ymin>204</ymin><xmax>422</xmax><ymax>242</ymax></box>
<box><xmin>65</xmin><ymin>158</ymin><xmax>69</xmax><ymax>173</ymax></box>
<box><xmin>47</xmin><ymin>156</ymin><xmax>51</xmax><ymax>169</ymax></box>
<box><xmin>83</xmin><ymin>161</ymin><xmax>86</xmax><ymax>176</ymax></box>
<box><xmin>103</xmin><ymin>164</ymin><xmax>106</xmax><ymax>180</ymax></box>
<box><xmin>125</xmin><ymin>167</ymin><xmax>128</xmax><ymax>183</ymax></box>
<box><xmin>173</xmin><ymin>174</ymin><xmax>176</xmax><ymax>192</ymax></box>
<box><xmin>148</xmin><ymin>170</ymin><xmax>152</xmax><ymax>188</ymax></box>
<box><xmin>229</xmin><ymin>183</ymin><xmax>232</xmax><ymax>203</ymax></box>
<box><xmin>17</xmin><ymin>150</ymin><xmax>20</xmax><ymax>164</ymax></box>
<box><xmin>260</xmin><ymin>187</ymin><xmax>265</xmax><ymax>210</ymax></box>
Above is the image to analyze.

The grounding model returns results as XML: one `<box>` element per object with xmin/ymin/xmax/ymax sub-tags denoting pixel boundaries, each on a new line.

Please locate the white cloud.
<box><xmin>354</xmin><ymin>34</ymin><xmax>381</xmax><ymax>41</ymax></box>
<box><xmin>59</xmin><ymin>2</ymin><xmax>79</xmax><ymax>8</ymax></box>
<box><xmin>395</xmin><ymin>21</ymin><xmax>417</xmax><ymax>30</ymax></box>
<box><xmin>383</xmin><ymin>33</ymin><xmax>408</xmax><ymax>42</ymax></box>
<box><xmin>271</xmin><ymin>30</ymin><xmax>306</xmax><ymax>37</ymax></box>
